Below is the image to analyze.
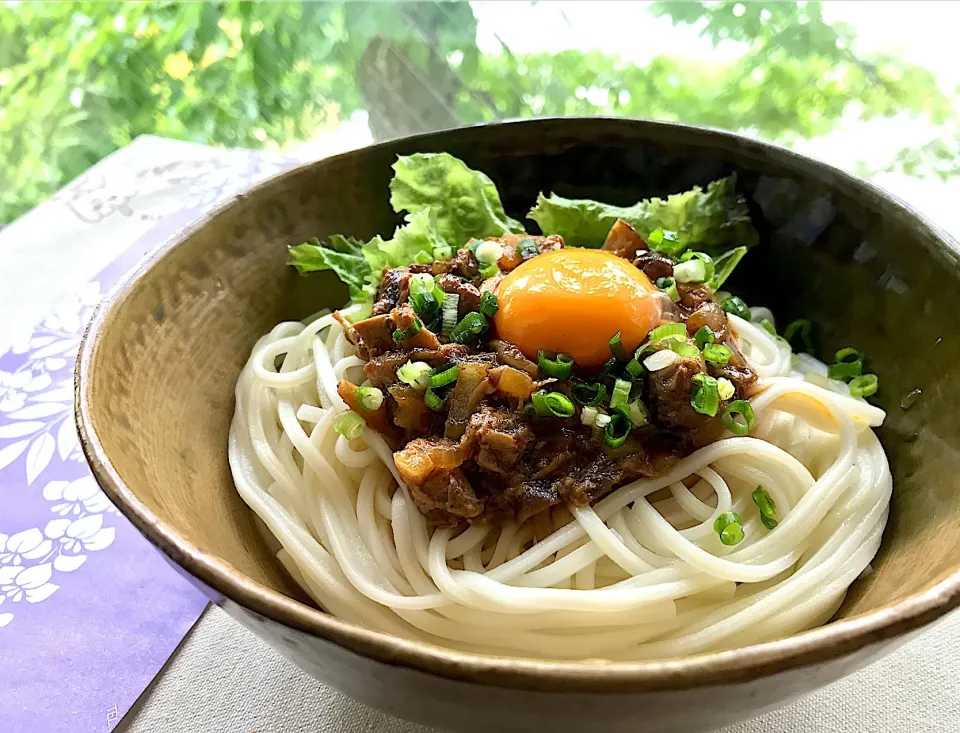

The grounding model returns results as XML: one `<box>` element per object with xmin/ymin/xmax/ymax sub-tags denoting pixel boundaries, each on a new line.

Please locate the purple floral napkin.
<box><xmin>0</xmin><ymin>138</ymin><xmax>300</xmax><ymax>732</ymax></box>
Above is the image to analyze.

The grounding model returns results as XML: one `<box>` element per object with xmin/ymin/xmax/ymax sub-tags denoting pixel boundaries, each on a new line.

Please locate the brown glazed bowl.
<box><xmin>76</xmin><ymin>118</ymin><xmax>960</xmax><ymax>733</ymax></box>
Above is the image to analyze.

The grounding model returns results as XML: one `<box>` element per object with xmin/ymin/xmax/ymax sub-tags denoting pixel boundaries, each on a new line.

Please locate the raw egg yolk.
<box><xmin>494</xmin><ymin>249</ymin><xmax>662</xmax><ymax>368</ymax></box>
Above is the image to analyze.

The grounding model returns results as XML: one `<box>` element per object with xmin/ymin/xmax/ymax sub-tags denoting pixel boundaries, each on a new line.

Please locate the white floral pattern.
<box><xmin>0</xmin><ymin>280</ymin><xmax>115</xmax><ymax>628</ymax></box>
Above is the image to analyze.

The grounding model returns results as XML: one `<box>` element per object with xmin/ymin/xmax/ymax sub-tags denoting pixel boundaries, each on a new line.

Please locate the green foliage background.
<box><xmin>0</xmin><ymin>0</ymin><xmax>956</xmax><ymax>224</ymax></box>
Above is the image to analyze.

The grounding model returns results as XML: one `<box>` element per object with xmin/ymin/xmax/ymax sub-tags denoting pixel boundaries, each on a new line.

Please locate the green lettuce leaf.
<box><xmin>290</xmin><ymin>153</ymin><xmax>524</xmax><ymax>317</ymax></box>
<box><xmin>528</xmin><ymin>174</ymin><xmax>758</xmax><ymax>256</ymax></box>
<box><xmin>288</xmin><ymin>235</ymin><xmax>369</xmax><ymax>301</ymax></box>
<box><xmin>709</xmin><ymin>245</ymin><xmax>748</xmax><ymax>290</ymax></box>
<box><xmin>390</xmin><ymin>152</ymin><xmax>524</xmax><ymax>245</ymax></box>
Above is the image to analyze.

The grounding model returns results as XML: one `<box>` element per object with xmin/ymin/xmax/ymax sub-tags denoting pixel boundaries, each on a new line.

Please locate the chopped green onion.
<box><xmin>610</xmin><ymin>378</ymin><xmax>632</xmax><ymax>410</ymax></box>
<box><xmin>722</xmin><ymin>400</ymin><xmax>755</xmax><ymax>435</ymax></box>
<box><xmin>413</xmin><ymin>250</ymin><xmax>434</xmax><ymax>265</ymax></box>
<box><xmin>623</xmin><ymin>400</ymin><xmax>649</xmax><ymax>427</ymax></box>
<box><xmin>656</xmin><ymin>276</ymin><xmax>680</xmax><ymax>302</ymax></box>
<box><xmin>644</xmin><ymin>348</ymin><xmax>680</xmax><ymax>372</ymax></box>
<box><xmin>625</xmin><ymin>357</ymin><xmax>645</xmax><ymax>379</ymax></box>
<box><xmin>694</xmin><ymin>326</ymin><xmax>716</xmax><ymax>350</ymax></box>
<box><xmin>409</xmin><ymin>289</ymin><xmax>441</xmax><ymax>325</ymax></box>
<box><xmin>679</xmin><ymin>251</ymin><xmax>715</xmax><ymax>284</ymax></box>
<box><xmin>580</xmin><ymin>406</ymin><xmax>599</xmax><ymax>427</ymax></box>
<box><xmin>647</xmin><ymin>228</ymin><xmax>683</xmax><ymax>257</ymax></box>
<box><xmin>479</xmin><ymin>291</ymin><xmax>499</xmax><ymax>317</ymax></box>
<box><xmin>849</xmin><ymin>373</ymin><xmax>878</xmax><ymax>398</ymax></box>
<box><xmin>334</xmin><ymin>411</ymin><xmax>366</xmax><ymax>440</ymax></box>
<box><xmin>478</xmin><ymin>262</ymin><xmax>499</xmax><ymax>280</ymax></box>
<box><xmin>717</xmin><ymin>377</ymin><xmax>735</xmax><ymax>401</ymax></box>
<box><xmin>429</xmin><ymin>364</ymin><xmax>459</xmax><ymax>389</ymax></box>
<box><xmin>517</xmin><ymin>238</ymin><xmax>539</xmax><ymax>260</ymax></box>
<box><xmin>783</xmin><ymin>319</ymin><xmax>814</xmax><ymax>354</ymax></box>
<box><xmin>538</xmin><ymin>351</ymin><xmax>574</xmax><ymax>380</ymax></box>
<box><xmin>752</xmin><ymin>486</ymin><xmax>778</xmax><ymax>530</ymax></box>
<box><xmin>713</xmin><ymin>512</ymin><xmax>744</xmax><ymax>546</ymax></box>
<box><xmin>441</xmin><ymin>293</ymin><xmax>460</xmax><ymax>334</ymax></box>
<box><xmin>690</xmin><ymin>374</ymin><xmax>720</xmax><ymax>417</ymax></box>
<box><xmin>449</xmin><ymin>312</ymin><xmax>488</xmax><ymax>344</ymax></box>
<box><xmin>721</xmin><ymin>296</ymin><xmax>751</xmax><ymax>320</ymax></box>
<box><xmin>649</xmin><ymin>322</ymin><xmax>687</xmax><ymax>344</ymax></box>
<box><xmin>595</xmin><ymin>411</ymin><xmax>613</xmax><ymax>430</ymax></box>
<box><xmin>393</xmin><ymin>318</ymin><xmax>423</xmax><ymax>343</ymax></box>
<box><xmin>608</xmin><ymin>332</ymin><xmax>628</xmax><ymax>362</ymax></box>
<box><xmin>702</xmin><ymin>343</ymin><xmax>733</xmax><ymax>365</ymax></box>
<box><xmin>433</xmin><ymin>244</ymin><xmax>453</xmax><ymax>260</ymax></box>
<box><xmin>531</xmin><ymin>390</ymin><xmax>575</xmax><ymax>418</ymax></box>
<box><xmin>674</xmin><ymin>260</ymin><xmax>706</xmax><ymax>283</ymax></box>
<box><xmin>603</xmin><ymin>410</ymin><xmax>631</xmax><ymax>448</ymax></box>
<box><xmin>759</xmin><ymin>319</ymin><xmax>777</xmax><ymax>337</ymax></box>
<box><xmin>424</xmin><ymin>387</ymin><xmax>446</xmax><ymax>411</ymax></box>
<box><xmin>827</xmin><ymin>347</ymin><xmax>863</xmax><ymax>382</ymax></box>
<box><xmin>668</xmin><ymin>340</ymin><xmax>700</xmax><ymax>359</ymax></box>
<box><xmin>475</xmin><ymin>240</ymin><xmax>502</xmax><ymax>265</ymax></box>
<box><xmin>397</xmin><ymin>360</ymin><xmax>432</xmax><ymax>390</ymax></box>
<box><xmin>355</xmin><ymin>386</ymin><xmax>384</xmax><ymax>411</ymax></box>
<box><xmin>572</xmin><ymin>382</ymin><xmax>607</xmax><ymax>407</ymax></box>
<box><xmin>410</xmin><ymin>273</ymin><xmax>435</xmax><ymax>294</ymax></box>
<box><xmin>602</xmin><ymin>356</ymin><xmax>619</xmax><ymax>374</ymax></box>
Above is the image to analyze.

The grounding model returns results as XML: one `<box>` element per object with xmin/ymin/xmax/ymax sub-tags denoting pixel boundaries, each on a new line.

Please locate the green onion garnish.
<box><xmin>393</xmin><ymin>318</ymin><xmax>423</xmax><ymax>343</ymax></box>
<box><xmin>713</xmin><ymin>512</ymin><xmax>744</xmax><ymax>546</ymax></box>
<box><xmin>848</xmin><ymin>373</ymin><xmax>878</xmax><ymax>398</ymax></box>
<box><xmin>702</xmin><ymin>343</ymin><xmax>733</xmax><ymax>366</ymax></box>
<box><xmin>603</xmin><ymin>410</ymin><xmax>632</xmax><ymax>448</ymax></box>
<box><xmin>610</xmin><ymin>378</ymin><xmax>632</xmax><ymax>411</ymax></box>
<box><xmin>355</xmin><ymin>386</ymin><xmax>384</xmax><ymax>412</ymax></box>
<box><xmin>572</xmin><ymin>382</ymin><xmax>607</xmax><ymax>407</ymax></box>
<box><xmin>656</xmin><ymin>276</ymin><xmax>680</xmax><ymax>302</ymax></box>
<box><xmin>608</xmin><ymin>332</ymin><xmax>628</xmax><ymax>362</ymax></box>
<box><xmin>752</xmin><ymin>486</ymin><xmax>778</xmax><ymax>530</ymax></box>
<box><xmin>678</xmin><ymin>251</ymin><xmax>715</xmax><ymax>284</ymax></box>
<box><xmin>479</xmin><ymin>291</ymin><xmax>499</xmax><ymax>317</ymax></box>
<box><xmin>475</xmin><ymin>240</ymin><xmax>502</xmax><ymax>265</ymax></box>
<box><xmin>538</xmin><ymin>351</ymin><xmax>574</xmax><ymax>380</ymax></box>
<box><xmin>413</xmin><ymin>250</ymin><xmax>434</xmax><ymax>265</ymax></box>
<box><xmin>397</xmin><ymin>360</ymin><xmax>432</xmax><ymax>390</ymax></box>
<box><xmin>622</xmin><ymin>400</ymin><xmax>649</xmax><ymax>427</ymax></box>
<box><xmin>721</xmin><ymin>296</ymin><xmax>751</xmax><ymax>320</ymax></box>
<box><xmin>668</xmin><ymin>340</ymin><xmax>700</xmax><ymax>359</ymax></box>
<box><xmin>478</xmin><ymin>262</ymin><xmax>499</xmax><ymax>280</ymax></box>
<box><xmin>433</xmin><ymin>244</ymin><xmax>452</xmax><ymax>260</ymax></box>
<box><xmin>449</xmin><ymin>312</ymin><xmax>488</xmax><ymax>344</ymax></box>
<box><xmin>690</xmin><ymin>374</ymin><xmax>720</xmax><ymax>417</ymax></box>
<box><xmin>649</xmin><ymin>322</ymin><xmax>687</xmax><ymax>344</ymax></box>
<box><xmin>531</xmin><ymin>390</ymin><xmax>575</xmax><ymax>418</ymax></box>
<box><xmin>827</xmin><ymin>347</ymin><xmax>864</xmax><ymax>382</ymax></box>
<box><xmin>602</xmin><ymin>356</ymin><xmax>619</xmax><ymax>374</ymax></box>
<box><xmin>424</xmin><ymin>387</ymin><xmax>446</xmax><ymax>411</ymax></box>
<box><xmin>429</xmin><ymin>364</ymin><xmax>459</xmax><ymax>389</ymax></box>
<box><xmin>759</xmin><ymin>319</ymin><xmax>777</xmax><ymax>337</ymax></box>
<box><xmin>334</xmin><ymin>411</ymin><xmax>366</xmax><ymax>440</ymax></box>
<box><xmin>647</xmin><ymin>228</ymin><xmax>683</xmax><ymax>256</ymax></box>
<box><xmin>722</xmin><ymin>399</ymin><xmax>755</xmax><ymax>435</ymax></box>
<box><xmin>717</xmin><ymin>377</ymin><xmax>735</xmax><ymax>401</ymax></box>
<box><xmin>694</xmin><ymin>326</ymin><xmax>716</xmax><ymax>350</ymax></box>
<box><xmin>625</xmin><ymin>357</ymin><xmax>645</xmax><ymax>379</ymax></box>
<box><xmin>783</xmin><ymin>318</ymin><xmax>814</xmax><ymax>354</ymax></box>
<box><xmin>517</xmin><ymin>238</ymin><xmax>539</xmax><ymax>260</ymax></box>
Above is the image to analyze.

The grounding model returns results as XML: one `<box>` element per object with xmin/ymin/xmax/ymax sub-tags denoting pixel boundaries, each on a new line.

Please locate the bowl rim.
<box><xmin>76</xmin><ymin>116</ymin><xmax>960</xmax><ymax>694</ymax></box>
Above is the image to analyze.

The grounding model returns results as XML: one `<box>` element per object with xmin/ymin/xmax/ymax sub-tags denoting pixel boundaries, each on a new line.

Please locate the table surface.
<box><xmin>4</xmin><ymin>136</ymin><xmax>960</xmax><ymax>733</ymax></box>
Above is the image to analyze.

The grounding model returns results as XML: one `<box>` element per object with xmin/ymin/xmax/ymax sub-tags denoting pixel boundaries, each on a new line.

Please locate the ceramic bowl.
<box><xmin>76</xmin><ymin>118</ymin><xmax>960</xmax><ymax>733</ymax></box>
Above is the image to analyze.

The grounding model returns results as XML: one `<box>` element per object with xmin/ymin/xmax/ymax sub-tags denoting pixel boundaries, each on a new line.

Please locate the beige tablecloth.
<box><xmin>3</xmin><ymin>136</ymin><xmax>958</xmax><ymax>733</ymax></box>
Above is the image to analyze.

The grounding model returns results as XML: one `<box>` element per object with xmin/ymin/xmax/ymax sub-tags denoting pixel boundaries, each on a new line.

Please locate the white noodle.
<box><xmin>228</xmin><ymin>307</ymin><xmax>891</xmax><ymax>661</ymax></box>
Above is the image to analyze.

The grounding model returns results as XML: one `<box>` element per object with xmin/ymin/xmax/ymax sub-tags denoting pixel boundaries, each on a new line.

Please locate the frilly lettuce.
<box><xmin>527</xmin><ymin>174</ymin><xmax>758</xmax><ymax>264</ymax></box>
<box><xmin>290</xmin><ymin>154</ymin><xmax>760</xmax><ymax>316</ymax></box>
<box><xmin>289</xmin><ymin>153</ymin><xmax>522</xmax><ymax>318</ymax></box>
